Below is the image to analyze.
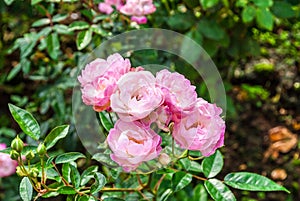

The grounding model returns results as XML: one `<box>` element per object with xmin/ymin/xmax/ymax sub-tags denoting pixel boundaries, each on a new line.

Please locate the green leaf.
<box><xmin>57</xmin><ymin>186</ymin><xmax>77</xmax><ymax>195</ymax></box>
<box><xmin>70</xmin><ymin>165</ymin><xmax>81</xmax><ymax>189</ymax></box>
<box><xmin>235</xmin><ymin>0</ymin><xmax>247</xmax><ymax>7</ymax></box>
<box><xmin>44</xmin><ymin>125</ymin><xmax>69</xmax><ymax>150</ymax></box>
<box><xmin>7</xmin><ymin>63</ymin><xmax>22</xmax><ymax>81</ymax></box>
<box><xmin>197</xmin><ymin>19</ymin><xmax>225</xmax><ymax>40</ymax></box>
<box><xmin>32</xmin><ymin>18</ymin><xmax>51</xmax><ymax>27</ymax></box>
<box><xmin>76</xmin><ymin>29</ymin><xmax>92</xmax><ymax>50</ymax></box>
<box><xmin>21</xmin><ymin>58</ymin><xmax>31</xmax><ymax>74</ymax></box>
<box><xmin>69</xmin><ymin>21</ymin><xmax>90</xmax><ymax>31</ymax></box>
<box><xmin>271</xmin><ymin>1</ymin><xmax>295</xmax><ymax>18</ymax></box>
<box><xmin>99</xmin><ymin>112</ymin><xmax>114</xmax><ymax>132</ymax></box>
<box><xmin>4</xmin><ymin>0</ymin><xmax>15</xmax><ymax>5</ymax></box>
<box><xmin>224</xmin><ymin>172</ymin><xmax>290</xmax><ymax>192</ymax></box>
<box><xmin>202</xmin><ymin>150</ymin><xmax>223</xmax><ymax>178</ymax></box>
<box><xmin>92</xmin><ymin>153</ymin><xmax>118</xmax><ymax>167</ymax></box>
<box><xmin>55</xmin><ymin>152</ymin><xmax>86</xmax><ymax>164</ymax></box>
<box><xmin>200</xmin><ymin>0</ymin><xmax>219</xmax><ymax>9</ymax></box>
<box><xmin>42</xmin><ymin>191</ymin><xmax>60</xmax><ymax>198</ymax></box>
<box><xmin>179</xmin><ymin>158</ymin><xmax>191</xmax><ymax>170</ymax></box>
<box><xmin>184</xmin><ymin>0</ymin><xmax>200</xmax><ymax>9</ymax></box>
<box><xmin>202</xmin><ymin>39</ymin><xmax>219</xmax><ymax>57</ymax></box>
<box><xmin>17</xmin><ymin>32</ymin><xmax>39</xmax><ymax>59</ymax></box>
<box><xmin>31</xmin><ymin>0</ymin><xmax>43</xmax><ymax>5</ymax></box>
<box><xmin>204</xmin><ymin>179</ymin><xmax>236</xmax><ymax>201</ymax></box>
<box><xmin>103</xmin><ymin>198</ymin><xmax>125</xmax><ymax>201</ymax></box>
<box><xmin>81</xmin><ymin>166</ymin><xmax>99</xmax><ymax>186</ymax></box>
<box><xmin>193</xmin><ymin>184</ymin><xmax>208</xmax><ymax>201</ymax></box>
<box><xmin>62</xmin><ymin>163</ymin><xmax>71</xmax><ymax>183</ymax></box>
<box><xmin>8</xmin><ymin>104</ymin><xmax>40</xmax><ymax>140</ymax></box>
<box><xmin>242</xmin><ymin>6</ymin><xmax>256</xmax><ymax>23</ymax></box>
<box><xmin>167</xmin><ymin>12</ymin><xmax>195</xmax><ymax>31</ymax></box>
<box><xmin>52</xmin><ymin>13</ymin><xmax>68</xmax><ymax>23</ymax></box>
<box><xmin>90</xmin><ymin>172</ymin><xmax>107</xmax><ymax>194</ymax></box>
<box><xmin>189</xmin><ymin>161</ymin><xmax>203</xmax><ymax>173</ymax></box>
<box><xmin>159</xmin><ymin>189</ymin><xmax>173</xmax><ymax>201</ymax></box>
<box><xmin>186</xmin><ymin>29</ymin><xmax>203</xmax><ymax>45</ymax></box>
<box><xmin>79</xmin><ymin>195</ymin><xmax>96</xmax><ymax>201</ymax></box>
<box><xmin>90</xmin><ymin>24</ymin><xmax>109</xmax><ymax>36</ymax></box>
<box><xmin>256</xmin><ymin>8</ymin><xmax>273</xmax><ymax>30</ymax></box>
<box><xmin>37</xmin><ymin>27</ymin><xmax>52</xmax><ymax>38</ymax></box>
<box><xmin>46</xmin><ymin>32</ymin><xmax>60</xmax><ymax>60</ymax></box>
<box><xmin>19</xmin><ymin>177</ymin><xmax>33</xmax><ymax>201</ymax></box>
<box><xmin>54</xmin><ymin>24</ymin><xmax>74</xmax><ymax>35</ymax></box>
<box><xmin>172</xmin><ymin>171</ymin><xmax>193</xmax><ymax>192</ymax></box>
<box><xmin>251</xmin><ymin>0</ymin><xmax>273</xmax><ymax>8</ymax></box>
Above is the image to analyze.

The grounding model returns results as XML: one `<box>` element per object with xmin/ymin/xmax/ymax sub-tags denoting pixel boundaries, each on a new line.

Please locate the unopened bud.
<box><xmin>16</xmin><ymin>166</ymin><xmax>27</xmax><ymax>177</ymax></box>
<box><xmin>25</xmin><ymin>150</ymin><xmax>35</xmax><ymax>161</ymax></box>
<box><xmin>158</xmin><ymin>153</ymin><xmax>171</xmax><ymax>166</ymax></box>
<box><xmin>30</xmin><ymin>168</ymin><xmax>39</xmax><ymax>178</ymax></box>
<box><xmin>11</xmin><ymin>136</ymin><xmax>24</xmax><ymax>152</ymax></box>
<box><xmin>10</xmin><ymin>150</ymin><xmax>20</xmax><ymax>160</ymax></box>
<box><xmin>37</xmin><ymin>143</ymin><xmax>46</xmax><ymax>156</ymax></box>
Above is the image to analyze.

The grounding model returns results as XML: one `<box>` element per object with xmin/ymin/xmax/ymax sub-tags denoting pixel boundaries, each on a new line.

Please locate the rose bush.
<box><xmin>2</xmin><ymin>0</ymin><xmax>297</xmax><ymax>199</ymax></box>
<box><xmin>79</xmin><ymin>54</ymin><xmax>225</xmax><ymax>171</ymax></box>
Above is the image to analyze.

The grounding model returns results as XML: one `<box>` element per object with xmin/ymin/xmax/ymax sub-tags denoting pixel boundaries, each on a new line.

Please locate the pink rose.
<box><xmin>110</xmin><ymin>71</ymin><xmax>164</xmax><ymax>121</ymax></box>
<box><xmin>107</xmin><ymin>120</ymin><xmax>162</xmax><ymax>172</ymax></box>
<box><xmin>156</xmin><ymin>69</ymin><xmax>197</xmax><ymax>121</ymax></box>
<box><xmin>131</xmin><ymin>16</ymin><xmax>147</xmax><ymax>24</ymax></box>
<box><xmin>98</xmin><ymin>0</ymin><xmax>123</xmax><ymax>14</ymax></box>
<box><xmin>0</xmin><ymin>143</ymin><xmax>18</xmax><ymax>177</ymax></box>
<box><xmin>78</xmin><ymin>53</ymin><xmax>131</xmax><ymax>112</ymax></box>
<box><xmin>120</xmin><ymin>0</ymin><xmax>156</xmax><ymax>24</ymax></box>
<box><xmin>172</xmin><ymin>98</ymin><xmax>225</xmax><ymax>156</ymax></box>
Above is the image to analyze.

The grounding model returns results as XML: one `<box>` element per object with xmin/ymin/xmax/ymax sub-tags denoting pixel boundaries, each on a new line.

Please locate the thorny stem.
<box><xmin>153</xmin><ymin>174</ymin><xmax>166</xmax><ymax>194</ymax></box>
<box><xmin>169</xmin><ymin>167</ymin><xmax>207</xmax><ymax>181</ymax></box>
<box><xmin>46</xmin><ymin>154</ymin><xmax>69</xmax><ymax>186</ymax></box>
<box><xmin>137</xmin><ymin>174</ymin><xmax>146</xmax><ymax>187</ymax></box>
<box><xmin>41</xmin><ymin>157</ymin><xmax>46</xmax><ymax>185</ymax></box>
<box><xmin>188</xmin><ymin>155</ymin><xmax>205</xmax><ymax>161</ymax></box>
<box><xmin>101</xmin><ymin>187</ymin><xmax>144</xmax><ymax>192</ymax></box>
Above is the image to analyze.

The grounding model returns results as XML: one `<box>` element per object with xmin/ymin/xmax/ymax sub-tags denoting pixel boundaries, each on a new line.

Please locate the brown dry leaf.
<box><xmin>292</xmin><ymin>120</ymin><xmax>300</xmax><ymax>131</ymax></box>
<box><xmin>271</xmin><ymin>168</ymin><xmax>287</xmax><ymax>180</ymax></box>
<box><xmin>263</xmin><ymin>126</ymin><xmax>298</xmax><ymax>161</ymax></box>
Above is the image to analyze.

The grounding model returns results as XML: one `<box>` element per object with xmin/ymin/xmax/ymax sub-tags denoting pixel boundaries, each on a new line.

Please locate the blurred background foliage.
<box><xmin>0</xmin><ymin>0</ymin><xmax>299</xmax><ymax>200</ymax></box>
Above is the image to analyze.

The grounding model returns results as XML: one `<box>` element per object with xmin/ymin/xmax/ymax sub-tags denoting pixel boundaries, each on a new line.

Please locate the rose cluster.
<box><xmin>78</xmin><ymin>53</ymin><xmax>225</xmax><ymax>172</ymax></box>
<box><xmin>98</xmin><ymin>0</ymin><xmax>156</xmax><ymax>24</ymax></box>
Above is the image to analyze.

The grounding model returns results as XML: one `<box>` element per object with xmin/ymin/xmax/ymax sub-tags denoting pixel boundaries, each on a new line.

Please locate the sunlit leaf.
<box><xmin>76</xmin><ymin>29</ymin><xmax>92</xmax><ymax>50</ymax></box>
<box><xmin>224</xmin><ymin>172</ymin><xmax>290</xmax><ymax>192</ymax></box>
<box><xmin>20</xmin><ymin>177</ymin><xmax>33</xmax><ymax>201</ymax></box>
<box><xmin>205</xmin><ymin>179</ymin><xmax>236</xmax><ymax>201</ymax></box>
<box><xmin>172</xmin><ymin>171</ymin><xmax>193</xmax><ymax>192</ymax></box>
<box><xmin>202</xmin><ymin>150</ymin><xmax>223</xmax><ymax>178</ymax></box>
<box><xmin>44</xmin><ymin>125</ymin><xmax>69</xmax><ymax>150</ymax></box>
<box><xmin>55</xmin><ymin>152</ymin><xmax>86</xmax><ymax>164</ymax></box>
<box><xmin>90</xmin><ymin>172</ymin><xmax>107</xmax><ymax>194</ymax></box>
<box><xmin>8</xmin><ymin>104</ymin><xmax>40</xmax><ymax>140</ymax></box>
